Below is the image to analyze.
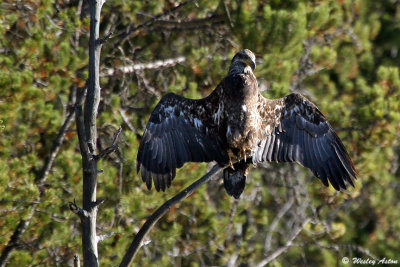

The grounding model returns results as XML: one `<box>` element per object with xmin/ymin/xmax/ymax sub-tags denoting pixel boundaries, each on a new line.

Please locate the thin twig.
<box><xmin>95</xmin><ymin>126</ymin><xmax>122</xmax><ymax>160</ymax></box>
<box><xmin>69</xmin><ymin>200</ymin><xmax>88</xmax><ymax>219</ymax></box>
<box><xmin>119</xmin><ymin>164</ymin><xmax>225</xmax><ymax>267</ymax></box>
<box><xmin>264</xmin><ymin>192</ymin><xmax>294</xmax><ymax>252</ymax></box>
<box><xmin>97</xmin><ymin>31</ymin><xmax>113</xmax><ymax>45</ymax></box>
<box><xmin>97</xmin><ymin>232</ymin><xmax>114</xmax><ymax>243</ymax></box>
<box><xmin>290</xmin><ymin>38</ymin><xmax>319</xmax><ymax>92</ymax></box>
<box><xmin>119</xmin><ymin>108</ymin><xmax>137</xmax><ymax>133</ymax></box>
<box><xmin>223</xmin><ymin>1</ymin><xmax>233</xmax><ymax>28</ymax></box>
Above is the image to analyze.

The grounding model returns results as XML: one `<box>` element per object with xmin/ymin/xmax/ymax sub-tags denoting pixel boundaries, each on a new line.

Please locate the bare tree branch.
<box><xmin>102</xmin><ymin>57</ymin><xmax>186</xmax><ymax>76</ymax></box>
<box><xmin>74</xmin><ymin>254</ymin><xmax>81</xmax><ymax>267</ymax></box>
<box><xmin>36</xmin><ymin>88</ymin><xmax>79</xmax><ymax>190</ymax></box>
<box><xmin>97</xmin><ymin>232</ymin><xmax>114</xmax><ymax>243</ymax></box>
<box><xmin>256</xmin><ymin>218</ymin><xmax>311</xmax><ymax>267</ymax></box>
<box><xmin>290</xmin><ymin>38</ymin><xmax>323</xmax><ymax>93</ymax></box>
<box><xmin>264</xmin><ymin>191</ymin><xmax>294</xmax><ymax>252</ymax></box>
<box><xmin>95</xmin><ymin>126</ymin><xmax>122</xmax><ymax>160</ymax></box>
<box><xmin>69</xmin><ymin>199</ymin><xmax>89</xmax><ymax>219</ymax></box>
<box><xmin>119</xmin><ymin>108</ymin><xmax>137</xmax><ymax>133</ymax></box>
<box><xmin>0</xmin><ymin>211</ymin><xmax>34</xmax><ymax>267</ymax></box>
<box><xmin>119</xmin><ymin>164</ymin><xmax>225</xmax><ymax>267</ymax></box>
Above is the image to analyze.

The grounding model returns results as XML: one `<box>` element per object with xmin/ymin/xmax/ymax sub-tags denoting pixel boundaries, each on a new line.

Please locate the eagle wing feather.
<box><xmin>136</xmin><ymin>89</ymin><xmax>229</xmax><ymax>191</ymax></box>
<box><xmin>254</xmin><ymin>93</ymin><xmax>356</xmax><ymax>190</ymax></box>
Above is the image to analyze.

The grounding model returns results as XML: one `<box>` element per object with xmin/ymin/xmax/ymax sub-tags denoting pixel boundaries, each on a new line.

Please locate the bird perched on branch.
<box><xmin>136</xmin><ymin>49</ymin><xmax>356</xmax><ymax>198</ymax></box>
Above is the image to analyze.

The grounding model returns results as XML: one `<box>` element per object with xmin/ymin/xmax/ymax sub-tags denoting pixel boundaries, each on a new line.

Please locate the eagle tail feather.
<box><xmin>223</xmin><ymin>162</ymin><xmax>249</xmax><ymax>199</ymax></box>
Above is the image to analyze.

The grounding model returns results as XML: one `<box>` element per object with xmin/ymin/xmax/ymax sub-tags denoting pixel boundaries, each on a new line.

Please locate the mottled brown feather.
<box><xmin>254</xmin><ymin>93</ymin><xmax>356</xmax><ymax>190</ymax></box>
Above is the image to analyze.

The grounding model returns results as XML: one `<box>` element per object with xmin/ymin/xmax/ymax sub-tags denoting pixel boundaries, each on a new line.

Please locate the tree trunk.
<box><xmin>77</xmin><ymin>0</ymin><xmax>106</xmax><ymax>266</ymax></box>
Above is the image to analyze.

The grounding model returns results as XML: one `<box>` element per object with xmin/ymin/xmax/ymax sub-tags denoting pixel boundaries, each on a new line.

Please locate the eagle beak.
<box><xmin>244</xmin><ymin>58</ymin><xmax>256</xmax><ymax>71</ymax></box>
<box><xmin>251</xmin><ymin>61</ymin><xmax>256</xmax><ymax>71</ymax></box>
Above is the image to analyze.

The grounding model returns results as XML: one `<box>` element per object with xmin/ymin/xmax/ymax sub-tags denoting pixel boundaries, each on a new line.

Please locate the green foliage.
<box><xmin>1</xmin><ymin>0</ymin><xmax>399</xmax><ymax>266</ymax></box>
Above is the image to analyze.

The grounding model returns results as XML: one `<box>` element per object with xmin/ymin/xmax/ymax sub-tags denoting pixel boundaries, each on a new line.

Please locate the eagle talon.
<box><xmin>239</xmin><ymin>148</ymin><xmax>247</xmax><ymax>162</ymax></box>
<box><xmin>229</xmin><ymin>159</ymin><xmax>235</xmax><ymax>170</ymax></box>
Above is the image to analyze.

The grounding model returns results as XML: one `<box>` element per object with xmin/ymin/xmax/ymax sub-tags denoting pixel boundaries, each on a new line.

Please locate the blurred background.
<box><xmin>0</xmin><ymin>0</ymin><xmax>399</xmax><ymax>266</ymax></box>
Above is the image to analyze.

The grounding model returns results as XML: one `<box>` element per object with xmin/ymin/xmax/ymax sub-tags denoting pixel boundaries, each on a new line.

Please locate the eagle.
<box><xmin>136</xmin><ymin>49</ymin><xmax>356</xmax><ymax>198</ymax></box>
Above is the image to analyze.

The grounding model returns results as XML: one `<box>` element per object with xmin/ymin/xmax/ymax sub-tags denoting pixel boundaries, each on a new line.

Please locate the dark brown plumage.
<box><xmin>136</xmin><ymin>49</ymin><xmax>356</xmax><ymax>198</ymax></box>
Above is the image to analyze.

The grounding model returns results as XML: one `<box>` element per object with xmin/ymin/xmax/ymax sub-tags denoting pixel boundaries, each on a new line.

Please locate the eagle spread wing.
<box><xmin>136</xmin><ymin>49</ymin><xmax>356</xmax><ymax>197</ymax></box>
<box><xmin>253</xmin><ymin>93</ymin><xmax>356</xmax><ymax>190</ymax></box>
<box><xmin>136</xmin><ymin>91</ymin><xmax>229</xmax><ymax>191</ymax></box>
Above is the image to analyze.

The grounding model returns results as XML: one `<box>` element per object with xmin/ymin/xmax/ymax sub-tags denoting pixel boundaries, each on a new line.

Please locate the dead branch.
<box><xmin>0</xmin><ymin>212</ymin><xmax>34</xmax><ymax>267</ymax></box>
<box><xmin>103</xmin><ymin>57</ymin><xmax>186</xmax><ymax>76</ymax></box>
<box><xmin>119</xmin><ymin>164</ymin><xmax>225</xmax><ymax>267</ymax></box>
<box><xmin>95</xmin><ymin>126</ymin><xmax>122</xmax><ymax>160</ymax></box>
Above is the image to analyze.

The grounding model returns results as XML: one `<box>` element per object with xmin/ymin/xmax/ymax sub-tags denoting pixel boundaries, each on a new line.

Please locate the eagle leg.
<box><xmin>228</xmin><ymin>149</ymin><xmax>236</xmax><ymax>170</ymax></box>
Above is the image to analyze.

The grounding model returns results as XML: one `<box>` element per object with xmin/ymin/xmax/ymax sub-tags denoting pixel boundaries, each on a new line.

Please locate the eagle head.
<box><xmin>231</xmin><ymin>49</ymin><xmax>256</xmax><ymax>71</ymax></box>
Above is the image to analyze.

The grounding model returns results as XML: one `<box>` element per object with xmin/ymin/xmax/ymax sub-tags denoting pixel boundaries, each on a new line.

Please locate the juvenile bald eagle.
<box><xmin>137</xmin><ymin>49</ymin><xmax>356</xmax><ymax>198</ymax></box>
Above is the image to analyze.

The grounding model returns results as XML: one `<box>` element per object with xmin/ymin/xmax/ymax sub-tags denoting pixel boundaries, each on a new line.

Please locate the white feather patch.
<box><xmin>193</xmin><ymin>118</ymin><xmax>202</xmax><ymax>129</ymax></box>
<box><xmin>265</xmin><ymin>125</ymin><xmax>271</xmax><ymax>134</ymax></box>
<box><xmin>163</xmin><ymin>105</ymin><xmax>175</xmax><ymax>115</ymax></box>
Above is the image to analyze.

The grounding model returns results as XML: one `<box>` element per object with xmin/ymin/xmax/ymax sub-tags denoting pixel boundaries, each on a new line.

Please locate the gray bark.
<box><xmin>77</xmin><ymin>0</ymin><xmax>106</xmax><ymax>266</ymax></box>
<box><xmin>84</xmin><ymin>0</ymin><xmax>104</xmax><ymax>153</ymax></box>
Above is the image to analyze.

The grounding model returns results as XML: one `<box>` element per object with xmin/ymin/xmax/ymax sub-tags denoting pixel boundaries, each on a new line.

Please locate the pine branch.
<box><xmin>0</xmin><ymin>85</ymin><xmax>82</xmax><ymax>267</ymax></box>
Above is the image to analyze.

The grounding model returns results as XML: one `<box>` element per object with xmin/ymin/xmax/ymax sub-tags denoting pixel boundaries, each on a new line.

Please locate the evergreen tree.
<box><xmin>0</xmin><ymin>0</ymin><xmax>399</xmax><ymax>265</ymax></box>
